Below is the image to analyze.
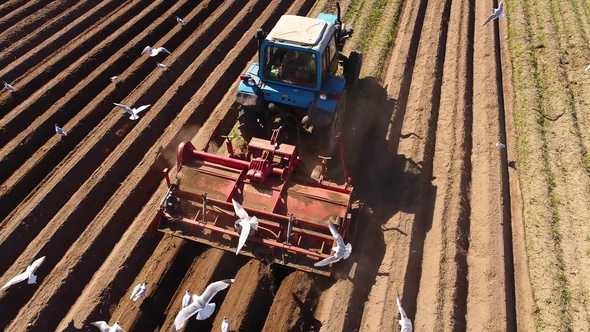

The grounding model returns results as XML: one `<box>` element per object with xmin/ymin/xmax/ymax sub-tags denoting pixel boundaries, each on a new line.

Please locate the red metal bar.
<box><xmin>175</xmin><ymin>191</ymin><xmax>345</xmax><ymax>232</ymax></box>
<box><xmin>163</xmin><ymin>168</ymin><xmax>170</xmax><ymax>187</ymax></box>
<box><xmin>177</xmin><ymin>141</ymin><xmax>197</xmax><ymax>172</ymax></box>
<box><xmin>189</xmin><ymin>150</ymin><xmax>285</xmax><ymax>178</ymax></box>
<box><xmin>336</xmin><ymin>133</ymin><xmax>351</xmax><ymax>186</ymax></box>
<box><xmin>169</xmin><ymin>214</ymin><xmax>331</xmax><ymax>259</ymax></box>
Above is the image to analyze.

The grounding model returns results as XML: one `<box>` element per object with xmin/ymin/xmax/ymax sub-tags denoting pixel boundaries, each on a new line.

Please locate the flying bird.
<box><xmin>176</xmin><ymin>16</ymin><xmax>186</xmax><ymax>25</ymax></box>
<box><xmin>482</xmin><ymin>1</ymin><xmax>504</xmax><ymax>26</ymax></box>
<box><xmin>113</xmin><ymin>102</ymin><xmax>151</xmax><ymax>121</ymax></box>
<box><xmin>0</xmin><ymin>256</ymin><xmax>46</xmax><ymax>291</ymax></box>
<box><xmin>496</xmin><ymin>142</ymin><xmax>506</xmax><ymax>149</ymax></box>
<box><xmin>313</xmin><ymin>220</ymin><xmax>352</xmax><ymax>267</ymax></box>
<box><xmin>110</xmin><ymin>75</ymin><xmax>119</xmax><ymax>82</ymax></box>
<box><xmin>90</xmin><ymin>321</ymin><xmax>126</xmax><ymax>332</ymax></box>
<box><xmin>182</xmin><ymin>290</ymin><xmax>191</xmax><ymax>308</ymax></box>
<box><xmin>141</xmin><ymin>46</ymin><xmax>171</xmax><ymax>57</ymax></box>
<box><xmin>231</xmin><ymin>198</ymin><xmax>258</xmax><ymax>255</ymax></box>
<box><xmin>156</xmin><ymin>62</ymin><xmax>168</xmax><ymax>69</ymax></box>
<box><xmin>55</xmin><ymin>124</ymin><xmax>67</xmax><ymax>137</ymax></box>
<box><xmin>3</xmin><ymin>81</ymin><xmax>14</xmax><ymax>91</ymax></box>
<box><xmin>221</xmin><ymin>317</ymin><xmax>230</xmax><ymax>332</ymax></box>
<box><xmin>130</xmin><ymin>283</ymin><xmax>147</xmax><ymax>301</ymax></box>
<box><xmin>173</xmin><ymin>279</ymin><xmax>235</xmax><ymax>330</ymax></box>
<box><xmin>396</xmin><ymin>292</ymin><xmax>413</xmax><ymax>332</ymax></box>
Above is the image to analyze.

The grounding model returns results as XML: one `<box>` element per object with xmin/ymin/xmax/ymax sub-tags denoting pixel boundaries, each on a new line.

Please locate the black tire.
<box><xmin>327</xmin><ymin>88</ymin><xmax>347</xmax><ymax>153</ymax></box>
<box><xmin>237</xmin><ymin>105</ymin><xmax>259</xmax><ymax>140</ymax></box>
<box><xmin>312</xmin><ymin>88</ymin><xmax>347</xmax><ymax>156</ymax></box>
<box><xmin>344</xmin><ymin>51</ymin><xmax>362</xmax><ymax>87</ymax></box>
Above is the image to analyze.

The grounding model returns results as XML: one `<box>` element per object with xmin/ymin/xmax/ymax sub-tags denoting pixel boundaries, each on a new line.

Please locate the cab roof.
<box><xmin>266</xmin><ymin>15</ymin><xmax>333</xmax><ymax>48</ymax></box>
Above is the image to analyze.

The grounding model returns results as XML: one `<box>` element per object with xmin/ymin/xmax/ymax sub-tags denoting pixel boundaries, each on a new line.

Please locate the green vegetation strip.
<box><xmin>507</xmin><ymin>0</ymin><xmax>573</xmax><ymax>329</ymax></box>
<box><xmin>375</xmin><ymin>0</ymin><xmax>404</xmax><ymax>79</ymax></box>
<box><xmin>351</xmin><ymin>0</ymin><xmax>387</xmax><ymax>53</ymax></box>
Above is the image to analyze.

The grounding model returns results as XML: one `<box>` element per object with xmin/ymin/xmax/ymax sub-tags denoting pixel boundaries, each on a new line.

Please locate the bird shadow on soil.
<box><xmin>331</xmin><ymin>76</ymin><xmax>436</xmax><ymax>331</ymax></box>
<box><xmin>292</xmin><ymin>292</ymin><xmax>322</xmax><ymax>332</ymax></box>
<box><xmin>61</xmin><ymin>320</ymin><xmax>81</xmax><ymax>332</ymax></box>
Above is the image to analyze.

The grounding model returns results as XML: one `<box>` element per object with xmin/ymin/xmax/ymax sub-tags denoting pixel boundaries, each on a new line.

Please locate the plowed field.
<box><xmin>3</xmin><ymin>0</ymin><xmax>586</xmax><ymax>331</ymax></box>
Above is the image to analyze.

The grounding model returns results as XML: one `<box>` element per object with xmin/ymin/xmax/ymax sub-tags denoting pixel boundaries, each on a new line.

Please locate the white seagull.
<box><xmin>176</xmin><ymin>16</ymin><xmax>186</xmax><ymax>25</ymax></box>
<box><xmin>0</xmin><ymin>256</ymin><xmax>46</xmax><ymax>291</ymax></box>
<box><xmin>496</xmin><ymin>142</ymin><xmax>506</xmax><ymax>149</ymax></box>
<box><xmin>314</xmin><ymin>220</ymin><xmax>352</xmax><ymax>267</ymax></box>
<box><xmin>110</xmin><ymin>75</ymin><xmax>119</xmax><ymax>82</ymax></box>
<box><xmin>55</xmin><ymin>124</ymin><xmax>67</xmax><ymax>137</ymax></box>
<box><xmin>141</xmin><ymin>46</ymin><xmax>171</xmax><ymax>57</ymax></box>
<box><xmin>113</xmin><ymin>102</ymin><xmax>151</xmax><ymax>121</ymax></box>
<box><xmin>173</xmin><ymin>279</ymin><xmax>235</xmax><ymax>330</ymax></box>
<box><xmin>130</xmin><ymin>282</ymin><xmax>147</xmax><ymax>301</ymax></box>
<box><xmin>221</xmin><ymin>317</ymin><xmax>230</xmax><ymax>332</ymax></box>
<box><xmin>482</xmin><ymin>1</ymin><xmax>504</xmax><ymax>26</ymax></box>
<box><xmin>90</xmin><ymin>321</ymin><xmax>126</xmax><ymax>332</ymax></box>
<box><xmin>182</xmin><ymin>290</ymin><xmax>191</xmax><ymax>308</ymax></box>
<box><xmin>231</xmin><ymin>198</ymin><xmax>258</xmax><ymax>255</ymax></box>
<box><xmin>396</xmin><ymin>292</ymin><xmax>413</xmax><ymax>332</ymax></box>
<box><xmin>3</xmin><ymin>81</ymin><xmax>14</xmax><ymax>91</ymax></box>
<box><xmin>156</xmin><ymin>62</ymin><xmax>167</xmax><ymax>69</ymax></box>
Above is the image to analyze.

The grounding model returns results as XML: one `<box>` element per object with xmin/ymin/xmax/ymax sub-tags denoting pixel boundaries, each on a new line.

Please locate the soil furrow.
<box><xmin>0</xmin><ymin>0</ymin><xmax>236</xmax><ymax>277</ymax></box>
<box><xmin>380</xmin><ymin>0</ymin><xmax>450</xmax><ymax>328</ymax></box>
<box><xmin>261</xmin><ymin>271</ymin><xmax>318</xmax><ymax>332</ymax></box>
<box><xmin>125</xmin><ymin>240</ymin><xmax>208</xmax><ymax>332</ymax></box>
<box><xmin>210</xmin><ymin>260</ymin><xmax>275</xmax><ymax>332</ymax></box>
<box><xmin>0</xmin><ymin>1</ymin><xmax>120</xmax><ymax>79</ymax></box>
<box><xmin>0</xmin><ymin>0</ymin><xmax>137</xmax><ymax>117</ymax></box>
<box><xmin>53</xmin><ymin>0</ymin><xmax>313</xmax><ymax>328</ymax></box>
<box><xmin>0</xmin><ymin>0</ymin><xmax>84</xmax><ymax>53</ymax></box>
<box><xmin>417</xmin><ymin>0</ymin><xmax>471</xmax><ymax>330</ymax></box>
<box><xmin>54</xmin><ymin>102</ymin><xmax>240</xmax><ymax>331</ymax></box>
<box><xmin>0</xmin><ymin>0</ymin><xmax>30</xmax><ymax>19</ymax></box>
<box><xmin>0</xmin><ymin>0</ymin><xmax>156</xmax><ymax>147</ymax></box>
<box><xmin>0</xmin><ymin>1</ymin><xmax>552</xmax><ymax>332</ymax></box>
<box><xmin>462</xmin><ymin>0</ymin><xmax>511</xmax><ymax>330</ymax></box>
<box><xmin>351</xmin><ymin>0</ymin><xmax>429</xmax><ymax>330</ymax></box>
<box><xmin>0</xmin><ymin>0</ymin><xmax>211</xmax><ymax>227</ymax></box>
<box><xmin>164</xmin><ymin>251</ymin><xmax>248</xmax><ymax>332</ymax></box>
<box><xmin>1</xmin><ymin>0</ymin><xmax>293</xmax><ymax>329</ymax></box>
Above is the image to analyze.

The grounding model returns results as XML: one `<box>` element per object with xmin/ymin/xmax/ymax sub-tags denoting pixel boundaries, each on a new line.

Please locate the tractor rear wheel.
<box><xmin>237</xmin><ymin>105</ymin><xmax>260</xmax><ymax>140</ymax></box>
<box><xmin>312</xmin><ymin>88</ymin><xmax>347</xmax><ymax>156</ymax></box>
<box><xmin>344</xmin><ymin>51</ymin><xmax>362</xmax><ymax>87</ymax></box>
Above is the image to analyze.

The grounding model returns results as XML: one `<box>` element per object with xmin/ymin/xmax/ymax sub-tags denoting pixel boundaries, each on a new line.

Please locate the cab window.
<box><xmin>263</xmin><ymin>46</ymin><xmax>317</xmax><ymax>87</ymax></box>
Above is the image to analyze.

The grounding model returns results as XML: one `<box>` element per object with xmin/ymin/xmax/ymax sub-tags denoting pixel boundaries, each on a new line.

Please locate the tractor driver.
<box><xmin>280</xmin><ymin>50</ymin><xmax>317</xmax><ymax>86</ymax></box>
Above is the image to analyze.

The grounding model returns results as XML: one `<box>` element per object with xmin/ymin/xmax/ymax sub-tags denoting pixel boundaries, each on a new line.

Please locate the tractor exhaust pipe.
<box><xmin>255</xmin><ymin>28</ymin><xmax>265</xmax><ymax>75</ymax></box>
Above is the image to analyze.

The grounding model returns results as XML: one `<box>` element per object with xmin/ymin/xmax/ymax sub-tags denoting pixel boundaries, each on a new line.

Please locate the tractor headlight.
<box><xmin>248</xmin><ymin>78</ymin><xmax>256</xmax><ymax>85</ymax></box>
<box><xmin>319</xmin><ymin>93</ymin><xmax>327</xmax><ymax>100</ymax></box>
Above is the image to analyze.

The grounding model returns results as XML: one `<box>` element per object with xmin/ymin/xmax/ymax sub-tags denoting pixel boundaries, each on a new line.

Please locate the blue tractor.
<box><xmin>235</xmin><ymin>3</ymin><xmax>362</xmax><ymax>155</ymax></box>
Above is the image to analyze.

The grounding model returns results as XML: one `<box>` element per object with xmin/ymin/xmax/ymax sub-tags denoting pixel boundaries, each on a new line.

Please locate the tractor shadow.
<box><xmin>333</xmin><ymin>76</ymin><xmax>436</xmax><ymax>331</ymax></box>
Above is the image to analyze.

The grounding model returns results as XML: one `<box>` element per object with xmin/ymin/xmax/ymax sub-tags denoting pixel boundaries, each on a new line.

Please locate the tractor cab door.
<box><xmin>322</xmin><ymin>35</ymin><xmax>339</xmax><ymax>78</ymax></box>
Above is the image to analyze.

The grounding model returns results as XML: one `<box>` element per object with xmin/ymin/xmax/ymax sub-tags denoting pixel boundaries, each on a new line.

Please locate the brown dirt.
<box><xmin>0</xmin><ymin>0</ymin><xmax>559</xmax><ymax>331</ymax></box>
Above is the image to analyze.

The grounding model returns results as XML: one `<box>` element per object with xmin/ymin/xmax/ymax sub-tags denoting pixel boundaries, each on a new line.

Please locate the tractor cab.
<box><xmin>235</xmin><ymin>5</ymin><xmax>361</xmax><ymax>155</ymax></box>
<box><xmin>260</xmin><ymin>15</ymin><xmax>335</xmax><ymax>90</ymax></box>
